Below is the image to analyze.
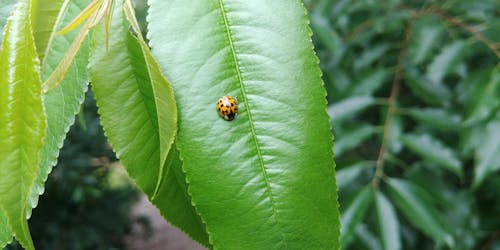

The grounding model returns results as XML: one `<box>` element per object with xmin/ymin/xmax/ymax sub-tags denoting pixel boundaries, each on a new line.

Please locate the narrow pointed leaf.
<box><xmin>89</xmin><ymin>2</ymin><xmax>208</xmax><ymax>245</ymax></box>
<box><xmin>42</xmin><ymin>12</ymin><xmax>94</xmax><ymax>92</ymax></box>
<box><xmin>401</xmin><ymin>133</ymin><xmax>462</xmax><ymax>178</ymax></box>
<box><xmin>335</xmin><ymin>123</ymin><xmax>375</xmax><ymax>156</ymax></box>
<box><xmin>409</xmin><ymin>17</ymin><xmax>444</xmax><ymax>65</ymax></box>
<box><xmin>328</xmin><ymin>96</ymin><xmax>376</xmax><ymax>123</ymax></box>
<box><xmin>57</xmin><ymin>0</ymin><xmax>102</xmax><ymax>35</ymax></box>
<box><xmin>404</xmin><ymin>69</ymin><xmax>451</xmax><ymax>105</ymax></box>
<box><xmin>336</xmin><ymin>162</ymin><xmax>371</xmax><ymax>189</ymax></box>
<box><xmin>387</xmin><ymin>178</ymin><xmax>454</xmax><ymax>247</ymax></box>
<box><xmin>426</xmin><ymin>41</ymin><xmax>466</xmax><ymax>84</ymax></box>
<box><xmin>355</xmin><ymin>224</ymin><xmax>382</xmax><ymax>250</ymax></box>
<box><xmin>0</xmin><ymin>1</ymin><xmax>46</xmax><ymax>249</ymax></box>
<box><xmin>31</xmin><ymin>0</ymin><xmax>64</xmax><ymax>61</ymax></box>
<box><xmin>27</xmin><ymin>0</ymin><xmax>91</xmax><ymax>218</ymax></box>
<box><xmin>375</xmin><ymin>190</ymin><xmax>401</xmax><ymax>250</ymax></box>
<box><xmin>473</xmin><ymin>118</ymin><xmax>500</xmax><ymax>187</ymax></box>
<box><xmin>406</xmin><ymin>108</ymin><xmax>461</xmax><ymax>132</ymax></box>
<box><xmin>148</xmin><ymin>0</ymin><xmax>340</xmax><ymax>248</ymax></box>
<box><xmin>340</xmin><ymin>187</ymin><xmax>373</xmax><ymax>248</ymax></box>
<box><xmin>463</xmin><ymin>66</ymin><xmax>500</xmax><ymax>126</ymax></box>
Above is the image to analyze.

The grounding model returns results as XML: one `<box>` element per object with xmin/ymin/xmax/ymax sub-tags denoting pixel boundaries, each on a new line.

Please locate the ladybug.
<box><xmin>216</xmin><ymin>95</ymin><xmax>238</xmax><ymax>121</ymax></box>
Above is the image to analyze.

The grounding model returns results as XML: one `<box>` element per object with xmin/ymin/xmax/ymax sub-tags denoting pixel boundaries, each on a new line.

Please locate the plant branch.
<box><xmin>371</xmin><ymin>19</ymin><xmax>414</xmax><ymax>188</ymax></box>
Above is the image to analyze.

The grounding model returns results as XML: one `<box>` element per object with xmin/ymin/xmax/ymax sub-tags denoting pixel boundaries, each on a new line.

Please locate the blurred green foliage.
<box><xmin>5</xmin><ymin>91</ymin><xmax>142</xmax><ymax>250</ymax></box>
<box><xmin>305</xmin><ymin>0</ymin><xmax>500</xmax><ymax>249</ymax></box>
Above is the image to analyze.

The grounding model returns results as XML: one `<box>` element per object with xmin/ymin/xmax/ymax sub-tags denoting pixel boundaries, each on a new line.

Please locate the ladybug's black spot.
<box><xmin>227</xmin><ymin>113</ymin><xmax>235</xmax><ymax>120</ymax></box>
<box><xmin>220</xmin><ymin>104</ymin><xmax>223</xmax><ymax>108</ymax></box>
<box><xmin>231</xmin><ymin>103</ymin><xmax>234</xmax><ymax>107</ymax></box>
<box><xmin>217</xmin><ymin>107</ymin><xmax>221</xmax><ymax>111</ymax></box>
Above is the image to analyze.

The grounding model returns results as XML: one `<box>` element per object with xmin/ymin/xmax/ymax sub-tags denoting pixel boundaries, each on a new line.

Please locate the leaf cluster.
<box><xmin>307</xmin><ymin>0</ymin><xmax>500</xmax><ymax>249</ymax></box>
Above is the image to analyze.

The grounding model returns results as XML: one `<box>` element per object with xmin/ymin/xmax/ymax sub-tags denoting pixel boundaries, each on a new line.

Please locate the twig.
<box><xmin>371</xmin><ymin>18</ymin><xmax>414</xmax><ymax>188</ymax></box>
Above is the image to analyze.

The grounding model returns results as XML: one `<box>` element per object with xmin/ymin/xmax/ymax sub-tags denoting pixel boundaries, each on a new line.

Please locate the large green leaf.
<box><xmin>375</xmin><ymin>190</ymin><xmax>401</xmax><ymax>250</ymax></box>
<box><xmin>473</xmin><ymin>118</ymin><xmax>500</xmax><ymax>188</ymax></box>
<box><xmin>340</xmin><ymin>187</ymin><xmax>373</xmax><ymax>248</ymax></box>
<box><xmin>31</xmin><ymin>0</ymin><xmax>64</xmax><ymax>61</ymax></box>
<box><xmin>0</xmin><ymin>1</ymin><xmax>16</xmax><ymax>245</ymax></box>
<box><xmin>148</xmin><ymin>0</ymin><xmax>340</xmax><ymax>248</ymax></box>
<box><xmin>89</xmin><ymin>1</ymin><xmax>208</xmax><ymax>246</ymax></box>
<box><xmin>401</xmin><ymin>133</ymin><xmax>462</xmax><ymax>178</ymax></box>
<box><xmin>0</xmin><ymin>0</ymin><xmax>46</xmax><ymax>249</ymax></box>
<box><xmin>27</xmin><ymin>0</ymin><xmax>91</xmax><ymax>218</ymax></box>
<box><xmin>387</xmin><ymin>178</ymin><xmax>454</xmax><ymax>248</ymax></box>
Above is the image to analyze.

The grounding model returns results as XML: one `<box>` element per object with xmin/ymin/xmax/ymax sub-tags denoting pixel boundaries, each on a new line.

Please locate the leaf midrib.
<box><xmin>217</xmin><ymin>0</ymin><xmax>285</xmax><ymax>245</ymax></box>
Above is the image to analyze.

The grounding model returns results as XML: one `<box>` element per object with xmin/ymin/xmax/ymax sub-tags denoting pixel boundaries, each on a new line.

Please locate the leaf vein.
<box><xmin>217</xmin><ymin>0</ymin><xmax>284</xmax><ymax>243</ymax></box>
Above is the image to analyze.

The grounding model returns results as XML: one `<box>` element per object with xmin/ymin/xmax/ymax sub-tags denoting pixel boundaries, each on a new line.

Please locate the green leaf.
<box><xmin>0</xmin><ymin>209</ymin><xmax>12</xmax><ymax>248</ymax></box>
<box><xmin>406</xmin><ymin>108</ymin><xmax>461</xmax><ymax>132</ymax></box>
<box><xmin>310</xmin><ymin>14</ymin><xmax>344</xmax><ymax>64</ymax></box>
<box><xmin>336</xmin><ymin>162</ymin><xmax>371</xmax><ymax>189</ymax></box>
<box><xmin>148</xmin><ymin>0</ymin><xmax>340</xmax><ymax>248</ymax></box>
<box><xmin>150</xmin><ymin>146</ymin><xmax>210</xmax><ymax>246</ymax></box>
<box><xmin>404</xmin><ymin>68</ymin><xmax>452</xmax><ymax>105</ymax></box>
<box><xmin>401</xmin><ymin>133</ymin><xmax>462</xmax><ymax>178</ymax></box>
<box><xmin>388</xmin><ymin>116</ymin><xmax>403</xmax><ymax>154</ymax></box>
<box><xmin>463</xmin><ymin>66</ymin><xmax>500</xmax><ymax>126</ymax></box>
<box><xmin>350</xmin><ymin>68</ymin><xmax>390</xmax><ymax>96</ymax></box>
<box><xmin>387</xmin><ymin>178</ymin><xmax>454</xmax><ymax>247</ymax></box>
<box><xmin>89</xmin><ymin>1</ymin><xmax>208</xmax><ymax>245</ymax></box>
<box><xmin>27</xmin><ymin>0</ymin><xmax>91</xmax><ymax>218</ymax></box>
<box><xmin>340</xmin><ymin>187</ymin><xmax>373</xmax><ymax>248</ymax></box>
<box><xmin>0</xmin><ymin>0</ymin><xmax>46</xmax><ymax>249</ymax></box>
<box><xmin>354</xmin><ymin>224</ymin><xmax>382</xmax><ymax>250</ymax></box>
<box><xmin>409</xmin><ymin>16</ymin><xmax>444</xmax><ymax>65</ymax></box>
<box><xmin>335</xmin><ymin>123</ymin><xmax>375</xmax><ymax>156</ymax></box>
<box><xmin>31</xmin><ymin>0</ymin><xmax>64</xmax><ymax>62</ymax></box>
<box><xmin>354</xmin><ymin>44</ymin><xmax>390</xmax><ymax>70</ymax></box>
<box><xmin>426</xmin><ymin>41</ymin><xmax>467</xmax><ymax>84</ymax></box>
<box><xmin>473</xmin><ymin>118</ymin><xmax>500</xmax><ymax>188</ymax></box>
<box><xmin>328</xmin><ymin>96</ymin><xmax>376</xmax><ymax>123</ymax></box>
<box><xmin>375</xmin><ymin>190</ymin><xmax>401</xmax><ymax>250</ymax></box>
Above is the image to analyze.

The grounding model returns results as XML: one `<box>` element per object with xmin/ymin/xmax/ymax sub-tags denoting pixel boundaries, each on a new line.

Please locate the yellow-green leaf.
<box><xmin>0</xmin><ymin>0</ymin><xmax>46</xmax><ymax>249</ymax></box>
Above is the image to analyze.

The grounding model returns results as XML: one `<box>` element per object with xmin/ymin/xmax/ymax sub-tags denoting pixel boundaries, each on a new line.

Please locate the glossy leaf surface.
<box><xmin>0</xmin><ymin>1</ymin><xmax>46</xmax><ymax>249</ymax></box>
<box><xmin>148</xmin><ymin>0</ymin><xmax>339</xmax><ymax>248</ymax></box>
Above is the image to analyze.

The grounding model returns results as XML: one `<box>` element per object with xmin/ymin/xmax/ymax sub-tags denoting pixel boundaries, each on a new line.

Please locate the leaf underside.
<box><xmin>89</xmin><ymin>1</ymin><xmax>208</xmax><ymax>246</ymax></box>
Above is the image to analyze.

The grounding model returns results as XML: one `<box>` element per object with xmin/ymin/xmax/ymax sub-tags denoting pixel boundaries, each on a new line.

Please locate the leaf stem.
<box><xmin>371</xmin><ymin>19</ymin><xmax>413</xmax><ymax>188</ymax></box>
